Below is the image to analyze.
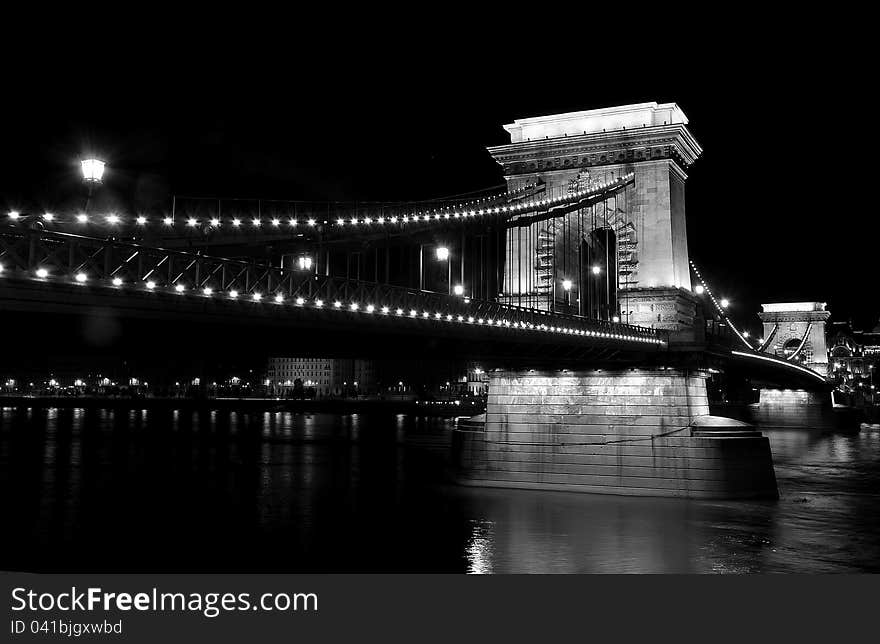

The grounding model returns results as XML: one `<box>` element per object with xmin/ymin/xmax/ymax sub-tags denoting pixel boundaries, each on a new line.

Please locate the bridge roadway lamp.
<box><xmin>562</xmin><ymin>279</ymin><xmax>573</xmax><ymax>307</ymax></box>
<box><xmin>80</xmin><ymin>158</ymin><xmax>106</xmax><ymax>213</ymax></box>
<box><xmin>81</xmin><ymin>158</ymin><xmax>105</xmax><ymax>183</ymax></box>
<box><xmin>435</xmin><ymin>246</ymin><xmax>453</xmax><ymax>295</ymax></box>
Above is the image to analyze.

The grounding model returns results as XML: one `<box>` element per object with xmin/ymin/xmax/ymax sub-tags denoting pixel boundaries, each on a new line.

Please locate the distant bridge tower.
<box><xmin>758</xmin><ymin>302</ymin><xmax>830</xmax><ymax>376</ymax></box>
<box><xmin>487</xmin><ymin>102</ymin><xmax>703</xmax><ymax>333</ymax></box>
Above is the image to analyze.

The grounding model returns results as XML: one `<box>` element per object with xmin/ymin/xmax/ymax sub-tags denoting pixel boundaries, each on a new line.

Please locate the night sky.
<box><xmin>2</xmin><ymin>34</ymin><xmax>873</xmax><ymax>335</ymax></box>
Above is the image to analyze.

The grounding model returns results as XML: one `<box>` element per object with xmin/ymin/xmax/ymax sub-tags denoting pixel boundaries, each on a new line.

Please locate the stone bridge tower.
<box><xmin>758</xmin><ymin>302</ymin><xmax>830</xmax><ymax>376</ymax></box>
<box><xmin>487</xmin><ymin>102</ymin><xmax>703</xmax><ymax>334</ymax></box>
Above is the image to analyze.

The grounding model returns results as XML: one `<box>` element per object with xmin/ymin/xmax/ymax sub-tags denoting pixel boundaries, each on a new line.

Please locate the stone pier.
<box><xmin>754</xmin><ymin>388</ymin><xmax>857</xmax><ymax>431</ymax></box>
<box><xmin>455</xmin><ymin>368</ymin><xmax>778</xmax><ymax>499</ymax></box>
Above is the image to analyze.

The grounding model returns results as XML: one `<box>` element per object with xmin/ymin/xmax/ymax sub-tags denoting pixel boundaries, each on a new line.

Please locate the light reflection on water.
<box><xmin>0</xmin><ymin>407</ymin><xmax>878</xmax><ymax>573</ymax></box>
<box><xmin>459</xmin><ymin>427</ymin><xmax>880</xmax><ymax>573</ymax></box>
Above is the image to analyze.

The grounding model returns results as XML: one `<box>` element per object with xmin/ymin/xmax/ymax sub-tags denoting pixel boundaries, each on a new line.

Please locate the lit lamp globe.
<box><xmin>435</xmin><ymin>247</ymin><xmax>449</xmax><ymax>261</ymax></box>
<box><xmin>80</xmin><ymin>158</ymin><xmax>106</xmax><ymax>214</ymax></box>
<box><xmin>562</xmin><ymin>279</ymin><xmax>573</xmax><ymax>291</ymax></box>
<box><xmin>81</xmin><ymin>158</ymin><xmax>106</xmax><ymax>183</ymax></box>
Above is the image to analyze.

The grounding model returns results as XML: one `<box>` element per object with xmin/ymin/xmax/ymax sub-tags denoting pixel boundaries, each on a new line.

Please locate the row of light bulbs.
<box><xmin>9</xmin><ymin>266</ymin><xmax>662</xmax><ymax>345</ymax></box>
<box><xmin>4</xmin><ymin>175</ymin><xmax>631</xmax><ymax>232</ymax></box>
<box><xmin>689</xmin><ymin>259</ymin><xmax>757</xmax><ymax>350</ymax></box>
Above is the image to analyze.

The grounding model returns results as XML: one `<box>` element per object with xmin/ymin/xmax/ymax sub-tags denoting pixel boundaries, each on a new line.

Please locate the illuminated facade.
<box><xmin>266</xmin><ymin>358</ymin><xmax>376</xmax><ymax>396</ymax></box>
<box><xmin>828</xmin><ymin>320</ymin><xmax>880</xmax><ymax>392</ymax></box>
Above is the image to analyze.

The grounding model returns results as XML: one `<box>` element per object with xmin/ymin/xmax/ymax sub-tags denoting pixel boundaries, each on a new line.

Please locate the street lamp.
<box><xmin>562</xmin><ymin>279</ymin><xmax>572</xmax><ymax>309</ymax></box>
<box><xmin>435</xmin><ymin>247</ymin><xmax>449</xmax><ymax>261</ymax></box>
<box><xmin>453</xmin><ymin>284</ymin><xmax>464</xmax><ymax>296</ymax></box>
<box><xmin>81</xmin><ymin>158</ymin><xmax>105</xmax><ymax>214</ymax></box>
<box><xmin>720</xmin><ymin>298</ymin><xmax>730</xmax><ymax>308</ymax></box>
<box><xmin>297</xmin><ymin>256</ymin><xmax>313</xmax><ymax>271</ymax></box>
<box><xmin>591</xmin><ymin>266</ymin><xmax>601</xmax><ymax>275</ymax></box>
<box><xmin>81</xmin><ymin>158</ymin><xmax>105</xmax><ymax>183</ymax></box>
<box><xmin>695</xmin><ymin>285</ymin><xmax>705</xmax><ymax>294</ymax></box>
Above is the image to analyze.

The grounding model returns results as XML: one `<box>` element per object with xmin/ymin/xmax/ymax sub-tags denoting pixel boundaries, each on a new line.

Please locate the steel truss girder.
<box><xmin>0</xmin><ymin>226</ymin><xmax>664</xmax><ymax>347</ymax></box>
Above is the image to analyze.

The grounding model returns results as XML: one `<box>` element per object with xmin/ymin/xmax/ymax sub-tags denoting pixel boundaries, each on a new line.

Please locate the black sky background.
<box><xmin>1</xmin><ymin>24</ymin><xmax>875</xmax><ymax>336</ymax></box>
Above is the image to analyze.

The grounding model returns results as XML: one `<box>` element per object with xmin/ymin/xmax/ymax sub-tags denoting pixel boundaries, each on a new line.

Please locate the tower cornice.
<box><xmin>487</xmin><ymin>124</ymin><xmax>702</xmax><ymax>176</ymax></box>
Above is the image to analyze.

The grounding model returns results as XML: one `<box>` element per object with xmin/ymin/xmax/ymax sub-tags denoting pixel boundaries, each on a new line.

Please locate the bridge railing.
<box><xmin>0</xmin><ymin>226</ymin><xmax>664</xmax><ymax>345</ymax></box>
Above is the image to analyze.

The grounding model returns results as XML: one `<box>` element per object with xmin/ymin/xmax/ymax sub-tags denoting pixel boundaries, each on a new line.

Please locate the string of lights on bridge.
<box><xmin>0</xmin><ymin>265</ymin><xmax>663</xmax><ymax>347</ymax></box>
<box><xmin>688</xmin><ymin>260</ymin><xmax>827</xmax><ymax>382</ymax></box>
<box><xmin>3</xmin><ymin>175</ymin><xmax>633</xmax><ymax>232</ymax></box>
<box><xmin>689</xmin><ymin>259</ymin><xmax>758</xmax><ymax>351</ymax></box>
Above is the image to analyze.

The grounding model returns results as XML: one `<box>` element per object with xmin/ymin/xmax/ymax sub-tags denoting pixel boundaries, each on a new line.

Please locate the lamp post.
<box><xmin>420</xmin><ymin>245</ymin><xmax>451</xmax><ymax>294</ymax></box>
<box><xmin>435</xmin><ymin>246</ymin><xmax>452</xmax><ymax>293</ymax></box>
<box><xmin>562</xmin><ymin>279</ymin><xmax>572</xmax><ymax>310</ymax></box>
<box><xmin>80</xmin><ymin>158</ymin><xmax>105</xmax><ymax>214</ymax></box>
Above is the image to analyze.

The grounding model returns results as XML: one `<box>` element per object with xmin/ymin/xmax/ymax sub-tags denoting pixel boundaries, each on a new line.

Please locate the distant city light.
<box><xmin>74</xmin><ymin>272</ymin><xmax>87</xmax><ymax>283</ymax></box>
<box><xmin>274</xmin><ymin>294</ymin><xmax>284</xmax><ymax>303</ymax></box>
<box><xmin>112</xmin><ymin>277</ymin><xmax>123</xmax><ymax>286</ymax></box>
<box><xmin>8</xmin><ymin>211</ymin><xmax>20</xmax><ymax>219</ymax></box>
<box><xmin>453</xmin><ymin>284</ymin><xmax>465</xmax><ymax>296</ymax></box>
<box><xmin>562</xmin><ymin>279</ymin><xmax>573</xmax><ymax>291</ymax></box>
<box><xmin>136</xmin><ymin>216</ymin><xmax>147</xmax><ymax>225</ymax></box>
<box><xmin>163</xmin><ymin>217</ymin><xmax>173</xmax><ymax>226</ymax></box>
<box><xmin>229</xmin><ymin>290</ymin><xmax>239</xmax><ymax>299</ymax></box>
<box><xmin>145</xmin><ymin>280</ymin><xmax>156</xmax><ymax>289</ymax></box>
<box><xmin>76</xmin><ymin>213</ymin><xmax>88</xmax><ymax>223</ymax></box>
<box><xmin>612</xmin><ymin>315</ymin><xmax>620</xmax><ymax>323</ymax></box>
<box><xmin>253</xmin><ymin>293</ymin><xmax>262</xmax><ymax>301</ymax></box>
<box><xmin>43</xmin><ymin>213</ymin><xmax>54</xmax><ymax>221</ymax></box>
<box><xmin>106</xmin><ymin>214</ymin><xmax>120</xmax><ymax>224</ymax></box>
<box><xmin>435</xmin><ymin>247</ymin><xmax>449</xmax><ymax>261</ymax></box>
<box><xmin>202</xmin><ymin>287</ymin><xmax>213</xmax><ymax>296</ymax></box>
<box><xmin>720</xmin><ymin>298</ymin><xmax>730</xmax><ymax>308</ymax></box>
<box><xmin>187</xmin><ymin>218</ymin><xmax>198</xmax><ymax>227</ymax></box>
<box><xmin>175</xmin><ymin>284</ymin><xmax>185</xmax><ymax>292</ymax></box>
<box><xmin>695</xmin><ymin>285</ymin><xmax>705</xmax><ymax>294</ymax></box>
<box><xmin>35</xmin><ymin>268</ymin><xmax>48</xmax><ymax>278</ymax></box>
<box><xmin>272</xmin><ymin>219</ymin><xmax>280</xmax><ymax>227</ymax></box>
<box><xmin>591</xmin><ymin>266</ymin><xmax>601</xmax><ymax>275</ymax></box>
<box><xmin>80</xmin><ymin>158</ymin><xmax>106</xmax><ymax>182</ymax></box>
<box><xmin>210</xmin><ymin>218</ymin><xmax>220</xmax><ymax>227</ymax></box>
<box><xmin>232</xmin><ymin>219</ymin><xmax>241</xmax><ymax>227</ymax></box>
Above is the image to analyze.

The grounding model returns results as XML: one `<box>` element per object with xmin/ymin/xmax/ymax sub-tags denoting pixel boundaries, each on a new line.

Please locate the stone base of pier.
<box><xmin>752</xmin><ymin>388</ymin><xmax>858</xmax><ymax>432</ymax></box>
<box><xmin>455</xmin><ymin>369</ymin><xmax>778</xmax><ymax>499</ymax></box>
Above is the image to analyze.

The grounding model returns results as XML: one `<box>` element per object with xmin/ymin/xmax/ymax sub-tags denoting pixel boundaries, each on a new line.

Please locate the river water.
<box><xmin>1</xmin><ymin>406</ymin><xmax>878</xmax><ymax>573</ymax></box>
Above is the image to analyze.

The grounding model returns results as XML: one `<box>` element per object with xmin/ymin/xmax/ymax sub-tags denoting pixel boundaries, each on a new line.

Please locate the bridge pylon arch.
<box><xmin>487</xmin><ymin>101</ymin><xmax>703</xmax><ymax>337</ymax></box>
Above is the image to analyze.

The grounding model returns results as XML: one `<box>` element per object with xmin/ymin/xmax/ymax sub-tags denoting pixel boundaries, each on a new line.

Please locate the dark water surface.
<box><xmin>1</xmin><ymin>406</ymin><xmax>878</xmax><ymax>573</ymax></box>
